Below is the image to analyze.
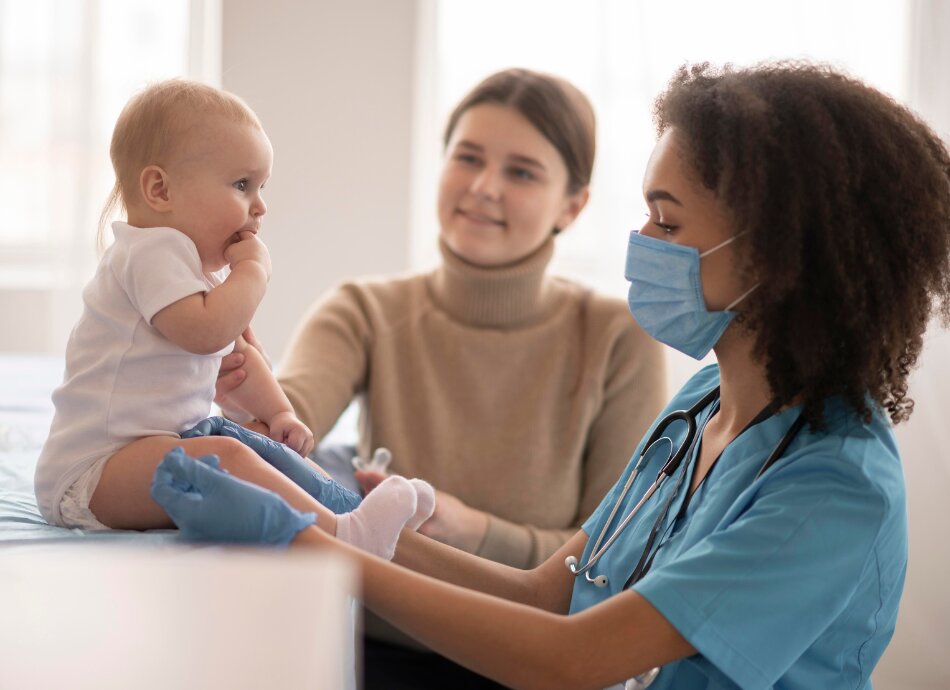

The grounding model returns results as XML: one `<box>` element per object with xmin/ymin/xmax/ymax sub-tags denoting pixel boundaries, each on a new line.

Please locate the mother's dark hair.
<box><xmin>655</xmin><ymin>62</ymin><xmax>950</xmax><ymax>426</ymax></box>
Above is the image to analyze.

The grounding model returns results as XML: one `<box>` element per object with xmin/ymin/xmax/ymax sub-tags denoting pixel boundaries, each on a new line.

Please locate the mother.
<box><xmin>219</xmin><ymin>68</ymin><xmax>666</xmax><ymax>687</ymax></box>
<box><xmin>159</xmin><ymin>61</ymin><xmax>950</xmax><ymax>689</ymax></box>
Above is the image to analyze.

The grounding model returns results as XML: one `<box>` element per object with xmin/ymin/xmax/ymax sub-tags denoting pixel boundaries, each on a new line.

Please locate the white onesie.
<box><xmin>34</xmin><ymin>222</ymin><xmax>233</xmax><ymax>527</ymax></box>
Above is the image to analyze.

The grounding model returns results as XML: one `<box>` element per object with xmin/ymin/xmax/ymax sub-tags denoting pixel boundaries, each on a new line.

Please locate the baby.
<box><xmin>34</xmin><ymin>79</ymin><xmax>430</xmax><ymax>555</ymax></box>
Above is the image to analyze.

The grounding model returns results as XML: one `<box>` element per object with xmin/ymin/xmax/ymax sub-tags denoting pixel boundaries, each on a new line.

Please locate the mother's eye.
<box><xmin>508</xmin><ymin>166</ymin><xmax>535</xmax><ymax>181</ymax></box>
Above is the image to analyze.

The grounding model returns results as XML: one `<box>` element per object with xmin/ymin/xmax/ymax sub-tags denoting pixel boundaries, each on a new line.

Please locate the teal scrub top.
<box><xmin>570</xmin><ymin>365</ymin><xmax>907</xmax><ymax>690</ymax></box>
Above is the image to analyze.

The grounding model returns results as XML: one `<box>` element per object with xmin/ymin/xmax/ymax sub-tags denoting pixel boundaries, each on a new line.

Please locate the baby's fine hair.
<box><xmin>654</xmin><ymin>61</ymin><xmax>950</xmax><ymax>426</ymax></box>
<box><xmin>98</xmin><ymin>79</ymin><xmax>261</xmax><ymax>248</ymax></box>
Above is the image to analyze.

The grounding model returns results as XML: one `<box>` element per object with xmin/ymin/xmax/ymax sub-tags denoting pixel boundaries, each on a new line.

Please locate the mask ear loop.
<box><xmin>699</xmin><ymin>230</ymin><xmax>747</xmax><ymax>258</ymax></box>
<box><xmin>725</xmin><ymin>283</ymin><xmax>759</xmax><ymax>311</ymax></box>
<box><xmin>699</xmin><ymin>231</ymin><xmax>757</xmax><ymax>311</ymax></box>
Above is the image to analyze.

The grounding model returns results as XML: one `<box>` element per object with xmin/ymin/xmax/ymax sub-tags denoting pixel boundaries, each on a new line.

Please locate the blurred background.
<box><xmin>0</xmin><ymin>2</ymin><xmax>947</xmax><ymax>687</ymax></box>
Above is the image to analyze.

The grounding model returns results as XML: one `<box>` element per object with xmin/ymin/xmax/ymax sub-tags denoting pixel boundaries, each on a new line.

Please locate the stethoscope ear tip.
<box><xmin>565</xmin><ymin>555</ymin><xmax>579</xmax><ymax>570</ymax></box>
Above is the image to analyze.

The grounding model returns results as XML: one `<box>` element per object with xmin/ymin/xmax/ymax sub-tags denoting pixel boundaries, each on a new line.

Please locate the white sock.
<box><xmin>406</xmin><ymin>478</ymin><xmax>435</xmax><ymax>530</ymax></box>
<box><xmin>334</xmin><ymin>475</ymin><xmax>416</xmax><ymax>560</ymax></box>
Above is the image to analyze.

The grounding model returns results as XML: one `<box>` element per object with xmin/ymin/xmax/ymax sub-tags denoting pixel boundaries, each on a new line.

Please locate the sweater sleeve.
<box><xmin>277</xmin><ymin>284</ymin><xmax>371</xmax><ymax>442</ymax></box>
<box><xmin>475</xmin><ymin>315</ymin><xmax>668</xmax><ymax>569</ymax></box>
<box><xmin>575</xmin><ymin>318</ymin><xmax>667</xmax><ymax>529</ymax></box>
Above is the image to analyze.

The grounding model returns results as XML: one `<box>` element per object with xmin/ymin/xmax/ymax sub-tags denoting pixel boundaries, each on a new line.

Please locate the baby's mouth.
<box><xmin>231</xmin><ymin>228</ymin><xmax>258</xmax><ymax>242</ymax></box>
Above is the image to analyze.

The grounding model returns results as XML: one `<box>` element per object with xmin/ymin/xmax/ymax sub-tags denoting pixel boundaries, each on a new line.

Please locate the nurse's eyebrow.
<box><xmin>646</xmin><ymin>189</ymin><xmax>684</xmax><ymax>206</ymax></box>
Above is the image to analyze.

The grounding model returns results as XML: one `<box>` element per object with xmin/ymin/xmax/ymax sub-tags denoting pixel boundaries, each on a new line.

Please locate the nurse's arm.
<box><xmin>295</xmin><ymin>527</ymin><xmax>695</xmax><ymax>690</ymax></box>
<box><xmin>387</xmin><ymin>526</ymin><xmax>581</xmax><ymax>611</ymax></box>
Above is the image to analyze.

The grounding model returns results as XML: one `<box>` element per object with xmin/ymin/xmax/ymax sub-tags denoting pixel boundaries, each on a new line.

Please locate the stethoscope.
<box><xmin>566</xmin><ymin>386</ymin><xmax>805</xmax><ymax>589</ymax></box>
<box><xmin>565</xmin><ymin>386</ymin><xmax>805</xmax><ymax>690</ymax></box>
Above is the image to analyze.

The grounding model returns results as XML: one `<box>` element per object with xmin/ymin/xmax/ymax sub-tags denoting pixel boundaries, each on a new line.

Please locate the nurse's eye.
<box><xmin>644</xmin><ymin>212</ymin><xmax>677</xmax><ymax>234</ymax></box>
<box><xmin>233</xmin><ymin>179</ymin><xmax>249</xmax><ymax>192</ymax></box>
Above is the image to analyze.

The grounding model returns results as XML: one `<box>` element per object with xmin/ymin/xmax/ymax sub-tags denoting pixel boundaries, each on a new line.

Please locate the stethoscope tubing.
<box><xmin>568</xmin><ymin>387</ymin><xmax>719</xmax><ymax>582</ymax></box>
<box><xmin>568</xmin><ymin>470</ymin><xmax>667</xmax><ymax>580</ymax></box>
<box><xmin>568</xmin><ymin>386</ymin><xmax>805</xmax><ymax>589</ymax></box>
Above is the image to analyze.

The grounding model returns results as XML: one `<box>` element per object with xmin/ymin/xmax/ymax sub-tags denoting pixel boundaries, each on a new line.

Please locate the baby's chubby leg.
<box><xmin>91</xmin><ymin>436</ymin><xmax>421</xmax><ymax>558</ymax></box>
<box><xmin>180</xmin><ymin>416</ymin><xmax>361</xmax><ymax>514</ymax></box>
<box><xmin>90</xmin><ymin>435</ymin><xmax>328</xmax><ymax>531</ymax></box>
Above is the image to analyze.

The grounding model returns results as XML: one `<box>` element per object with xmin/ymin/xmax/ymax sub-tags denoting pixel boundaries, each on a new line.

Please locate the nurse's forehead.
<box><xmin>642</xmin><ymin>133</ymin><xmax>687</xmax><ymax>201</ymax></box>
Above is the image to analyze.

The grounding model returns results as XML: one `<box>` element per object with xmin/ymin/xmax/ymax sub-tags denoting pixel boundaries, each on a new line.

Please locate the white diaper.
<box><xmin>59</xmin><ymin>455</ymin><xmax>112</xmax><ymax>530</ymax></box>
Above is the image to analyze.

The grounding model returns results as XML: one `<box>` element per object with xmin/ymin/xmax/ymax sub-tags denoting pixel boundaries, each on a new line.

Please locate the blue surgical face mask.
<box><xmin>624</xmin><ymin>230</ymin><xmax>757</xmax><ymax>360</ymax></box>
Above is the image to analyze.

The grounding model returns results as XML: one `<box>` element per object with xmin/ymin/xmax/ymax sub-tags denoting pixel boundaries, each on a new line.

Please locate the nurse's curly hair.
<box><xmin>654</xmin><ymin>62</ymin><xmax>950</xmax><ymax>426</ymax></box>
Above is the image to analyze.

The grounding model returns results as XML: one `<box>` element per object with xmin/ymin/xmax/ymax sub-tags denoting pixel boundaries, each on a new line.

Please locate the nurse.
<box><xmin>151</xmin><ymin>62</ymin><xmax>950</xmax><ymax>689</ymax></box>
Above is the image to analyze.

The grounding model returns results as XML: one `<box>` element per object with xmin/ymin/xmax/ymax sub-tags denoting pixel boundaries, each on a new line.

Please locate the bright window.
<box><xmin>0</xmin><ymin>0</ymin><xmax>201</xmax><ymax>287</ymax></box>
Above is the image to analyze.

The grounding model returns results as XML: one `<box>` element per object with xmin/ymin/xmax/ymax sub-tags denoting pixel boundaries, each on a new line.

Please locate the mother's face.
<box><xmin>437</xmin><ymin>104</ymin><xmax>588</xmax><ymax>267</ymax></box>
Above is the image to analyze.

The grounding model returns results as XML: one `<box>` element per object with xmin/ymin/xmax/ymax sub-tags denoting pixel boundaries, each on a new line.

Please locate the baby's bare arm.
<box><xmin>225</xmin><ymin>337</ymin><xmax>315</xmax><ymax>455</ymax></box>
<box><xmin>151</xmin><ymin>233</ymin><xmax>270</xmax><ymax>354</ymax></box>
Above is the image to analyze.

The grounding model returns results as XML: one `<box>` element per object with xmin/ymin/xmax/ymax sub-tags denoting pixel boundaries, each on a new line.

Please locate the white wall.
<box><xmin>872</xmin><ymin>3</ymin><xmax>950</xmax><ymax>687</ymax></box>
<box><xmin>220</xmin><ymin>0</ymin><xmax>422</xmax><ymax>361</ymax></box>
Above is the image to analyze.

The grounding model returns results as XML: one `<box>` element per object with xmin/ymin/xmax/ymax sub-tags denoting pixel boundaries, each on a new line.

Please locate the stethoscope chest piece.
<box><xmin>564</xmin><ymin>555</ymin><xmax>609</xmax><ymax>587</ymax></box>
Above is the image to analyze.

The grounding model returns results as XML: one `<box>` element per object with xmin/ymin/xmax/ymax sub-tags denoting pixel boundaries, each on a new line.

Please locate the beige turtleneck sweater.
<box><xmin>279</xmin><ymin>237</ymin><xmax>666</xmax><ymax>566</ymax></box>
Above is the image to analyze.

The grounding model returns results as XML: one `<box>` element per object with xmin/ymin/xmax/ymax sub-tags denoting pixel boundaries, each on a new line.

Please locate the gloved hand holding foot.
<box><xmin>150</xmin><ymin>447</ymin><xmax>316</xmax><ymax>546</ymax></box>
<box><xmin>182</xmin><ymin>416</ymin><xmax>361</xmax><ymax>514</ymax></box>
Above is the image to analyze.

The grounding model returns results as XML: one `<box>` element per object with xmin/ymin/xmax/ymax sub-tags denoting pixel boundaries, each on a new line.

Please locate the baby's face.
<box><xmin>169</xmin><ymin>120</ymin><xmax>274</xmax><ymax>273</ymax></box>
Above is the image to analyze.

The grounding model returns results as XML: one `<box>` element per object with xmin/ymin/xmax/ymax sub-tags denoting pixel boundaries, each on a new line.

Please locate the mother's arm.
<box><xmin>573</xmin><ymin>315</ymin><xmax>666</xmax><ymax>547</ymax></box>
<box><xmin>277</xmin><ymin>284</ymin><xmax>371</xmax><ymax>440</ymax></box>
<box><xmin>216</xmin><ymin>284</ymin><xmax>370</xmax><ymax>440</ymax></box>
<box><xmin>457</xmin><ymin>312</ymin><xmax>668</xmax><ymax>567</ymax></box>
<box><xmin>355</xmin><ymin>307</ymin><xmax>670</xmax><ymax>564</ymax></box>
<box><xmin>298</xmin><ymin>525</ymin><xmax>695</xmax><ymax>690</ymax></box>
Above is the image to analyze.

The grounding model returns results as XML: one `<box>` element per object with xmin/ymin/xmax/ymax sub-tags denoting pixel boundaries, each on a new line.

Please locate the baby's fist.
<box><xmin>268</xmin><ymin>411</ymin><xmax>315</xmax><ymax>457</ymax></box>
<box><xmin>226</xmin><ymin>231</ymin><xmax>272</xmax><ymax>279</ymax></box>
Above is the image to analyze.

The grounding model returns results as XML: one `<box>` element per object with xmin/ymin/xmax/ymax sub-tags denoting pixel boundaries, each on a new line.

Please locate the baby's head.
<box><xmin>100</xmin><ymin>79</ymin><xmax>273</xmax><ymax>272</ymax></box>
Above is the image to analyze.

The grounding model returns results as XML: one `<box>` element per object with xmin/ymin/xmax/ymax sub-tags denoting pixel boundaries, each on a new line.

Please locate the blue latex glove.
<box><xmin>181</xmin><ymin>416</ymin><xmax>362</xmax><ymax>514</ymax></box>
<box><xmin>150</xmin><ymin>447</ymin><xmax>316</xmax><ymax>546</ymax></box>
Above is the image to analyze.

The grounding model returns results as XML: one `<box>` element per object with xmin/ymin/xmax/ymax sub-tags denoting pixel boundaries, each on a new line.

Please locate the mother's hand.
<box><xmin>357</xmin><ymin>468</ymin><xmax>489</xmax><ymax>554</ymax></box>
<box><xmin>417</xmin><ymin>489</ymin><xmax>489</xmax><ymax>553</ymax></box>
<box><xmin>215</xmin><ymin>350</ymin><xmax>247</xmax><ymax>402</ymax></box>
<box><xmin>215</xmin><ymin>326</ymin><xmax>272</xmax><ymax>421</ymax></box>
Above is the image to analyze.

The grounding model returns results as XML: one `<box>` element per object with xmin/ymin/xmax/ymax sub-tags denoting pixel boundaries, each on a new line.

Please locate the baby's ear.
<box><xmin>139</xmin><ymin>165</ymin><xmax>172</xmax><ymax>212</ymax></box>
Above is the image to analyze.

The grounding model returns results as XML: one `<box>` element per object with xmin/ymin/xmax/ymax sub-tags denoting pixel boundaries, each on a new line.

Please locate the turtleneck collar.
<box><xmin>427</xmin><ymin>236</ymin><xmax>561</xmax><ymax>328</ymax></box>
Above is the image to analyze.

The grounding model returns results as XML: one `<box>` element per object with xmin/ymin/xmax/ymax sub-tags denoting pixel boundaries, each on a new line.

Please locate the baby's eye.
<box><xmin>233</xmin><ymin>179</ymin><xmax>249</xmax><ymax>192</ymax></box>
